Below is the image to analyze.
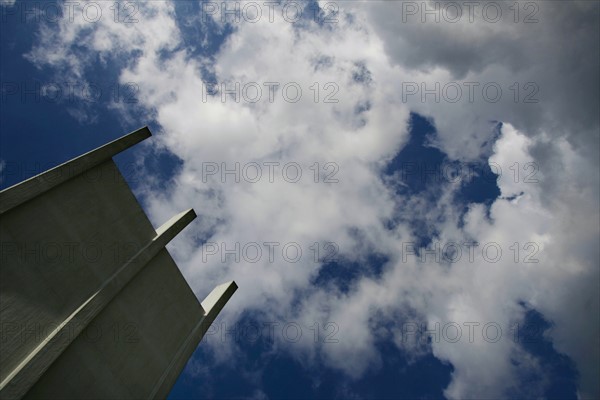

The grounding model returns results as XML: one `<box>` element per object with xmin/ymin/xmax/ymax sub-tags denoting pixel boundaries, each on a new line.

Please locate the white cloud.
<box><xmin>351</xmin><ymin>1</ymin><xmax>600</xmax><ymax>164</ymax></box>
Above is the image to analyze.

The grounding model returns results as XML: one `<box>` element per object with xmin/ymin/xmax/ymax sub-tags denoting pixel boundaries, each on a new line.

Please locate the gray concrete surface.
<box><xmin>0</xmin><ymin>128</ymin><xmax>237</xmax><ymax>399</ymax></box>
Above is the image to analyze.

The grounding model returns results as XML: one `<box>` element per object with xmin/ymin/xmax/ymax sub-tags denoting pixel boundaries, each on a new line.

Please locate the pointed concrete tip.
<box><xmin>218</xmin><ymin>280</ymin><xmax>238</xmax><ymax>289</ymax></box>
<box><xmin>201</xmin><ymin>281</ymin><xmax>238</xmax><ymax>316</ymax></box>
<box><xmin>154</xmin><ymin>208</ymin><xmax>196</xmax><ymax>238</ymax></box>
<box><xmin>131</xmin><ymin>125</ymin><xmax>151</xmax><ymax>137</ymax></box>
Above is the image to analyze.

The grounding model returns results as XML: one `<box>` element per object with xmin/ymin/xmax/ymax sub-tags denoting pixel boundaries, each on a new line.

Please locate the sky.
<box><xmin>0</xmin><ymin>1</ymin><xmax>598</xmax><ymax>399</ymax></box>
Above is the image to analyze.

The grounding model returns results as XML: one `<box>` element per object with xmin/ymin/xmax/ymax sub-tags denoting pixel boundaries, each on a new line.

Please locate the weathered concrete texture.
<box><xmin>0</xmin><ymin>128</ymin><xmax>237</xmax><ymax>399</ymax></box>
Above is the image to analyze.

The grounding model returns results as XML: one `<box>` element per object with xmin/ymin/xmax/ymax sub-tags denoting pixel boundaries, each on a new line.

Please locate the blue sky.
<box><xmin>1</xmin><ymin>1</ymin><xmax>598</xmax><ymax>399</ymax></box>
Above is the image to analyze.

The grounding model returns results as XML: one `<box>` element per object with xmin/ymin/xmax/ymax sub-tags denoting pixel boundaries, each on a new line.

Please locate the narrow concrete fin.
<box><xmin>201</xmin><ymin>281</ymin><xmax>238</xmax><ymax>317</ymax></box>
<box><xmin>0</xmin><ymin>126</ymin><xmax>151</xmax><ymax>214</ymax></box>
<box><xmin>154</xmin><ymin>208</ymin><xmax>196</xmax><ymax>239</ymax></box>
<box><xmin>149</xmin><ymin>281</ymin><xmax>238</xmax><ymax>399</ymax></box>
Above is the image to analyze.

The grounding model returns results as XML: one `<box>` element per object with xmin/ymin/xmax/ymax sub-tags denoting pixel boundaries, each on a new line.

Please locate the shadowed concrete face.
<box><xmin>0</xmin><ymin>127</ymin><xmax>237</xmax><ymax>400</ymax></box>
